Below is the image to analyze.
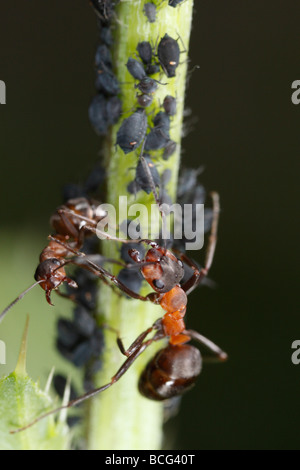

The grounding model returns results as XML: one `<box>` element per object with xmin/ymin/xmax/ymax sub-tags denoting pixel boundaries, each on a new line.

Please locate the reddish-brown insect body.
<box><xmin>36</xmin><ymin>197</ymin><xmax>105</xmax><ymax>305</ymax></box>
<box><xmin>138</xmin><ymin>343</ymin><xmax>202</xmax><ymax>400</ymax></box>
<box><xmin>130</xmin><ymin>244</ymin><xmax>190</xmax><ymax>345</ymax></box>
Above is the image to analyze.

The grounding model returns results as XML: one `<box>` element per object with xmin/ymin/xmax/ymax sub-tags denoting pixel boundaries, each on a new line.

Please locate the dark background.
<box><xmin>0</xmin><ymin>1</ymin><xmax>299</xmax><ymax>450</ymax></box>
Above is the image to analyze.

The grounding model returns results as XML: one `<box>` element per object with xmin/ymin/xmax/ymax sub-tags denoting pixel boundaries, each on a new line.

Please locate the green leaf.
<box><xmin>0</xmin><ymin>316</ymin><xmax>70</xmax><ymax>450</ymax></box>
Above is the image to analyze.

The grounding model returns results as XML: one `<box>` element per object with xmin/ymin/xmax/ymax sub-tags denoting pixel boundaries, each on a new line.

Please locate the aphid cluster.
<box><xmin>88</xmin><ymin>0</ymin><xmax>122</xmax><ymax>136</ymax></box>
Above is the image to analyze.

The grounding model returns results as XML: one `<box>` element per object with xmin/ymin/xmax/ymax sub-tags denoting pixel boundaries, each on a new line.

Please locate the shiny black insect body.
<box><xmin>145</xmin><ymin>111</ymin><xmax>171</xmax><ymax>151</ymax></box>
<box><xmin>95</xmin><ymin>44</ymin><xmax>112</xmax><ymax>67</ymax></box>
<box><xmin>95</xmin><ymin>65</ymin><xmax>120</xmax><ymax>95</ymax></box>
<box><xmin>126</xmin><ymin>58</ymin><xmax>147</xmax><ymax>81</ymax></box>
<box><xmin>89</xmin><ymin>94</ymin><xmax>121</xmax><ymax>136</ymax></box>
<box><xmin>153</xmin><ymin>111</ymin><xmax>170</xmax><ymax>133</ymax></box>
<box><xmin>136</xmin><ymin>93</ymin><xmax>153</xmax><ymax>108</ymax></box>
<box><xmin>163</xmin><ymin>95</ymin><xmax>177</xmax><ymax>116</ymax></box>
<box><xmin>137</xmin><ymin>41</ymin><xmax>153</xmax><ymax>65</ymax></box>
<box><xmin>163</xmin><ymin>140</ymin><xmax>177</xmax><ymax>160</ymax></box>
<box><xmin>135</xmin><ymin>155</ymin><xmax>160</xmax><ymax>193</ymax></box>
<box><xmin>168</xmin><ymin>0</ymin><xmax>185</xmax><ymax>7</ymax></box>
<box><xmin>145</xmin><ymin>128</ymin><xmax>169</xmax><ymax>151</ymax></box>
<box><xmin>116</xmin><ymin>108</ymin><xmax>148</xmax><ymax>154</ymax></box>
<box><xmin>137</xmin><ymin>41</ymin><xmax>160</xmax><ymax>75</ymax></box>
<box><xmin>143</xmin><ymin>2</ymin><xmax>157</xmax><ymax>23</ymax></box>
<box><xmin>157</xmin><ymin>34</ymin><xmax>181</xmax><ymax>78</ymax></box>
<box><xmin>90</xmin><ymin>0</ymin><xmax>117</xmax><ymax>25</ymax></box>
<box><xmin>135</xmin><ymin>77</ymin><xmax>159</xmax><ymax>95</ymax></box>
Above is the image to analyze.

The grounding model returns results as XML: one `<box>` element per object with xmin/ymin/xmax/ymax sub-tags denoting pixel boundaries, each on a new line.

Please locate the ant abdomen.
<box><xmin>138</xmin><ymin>344</ymin><xmax>202</xmax><ymax>401</ymax></box>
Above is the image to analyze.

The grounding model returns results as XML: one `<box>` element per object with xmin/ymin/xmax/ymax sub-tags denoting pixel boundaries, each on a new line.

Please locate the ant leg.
<box><xmin>184</xmin><ymin>328</ymin><xmax>228</xmax><ymax>362</ymax></box>
<box><xmin>178</xmin><ymin>191</ymin><xmax>220</xmax><ymax>295</ymax></box>
<box><xmin>56</xmin><ymin>211</ymin><xmax>80</xmax><ymax>240</ymax></box>
<box><xmin>104</xmin><ymin>319</ymin><xmax>163</xmax><ymax>357</ymax></box>
<box><xmin>176</xmin><ymin>252</ymin><xmax>201</xmax><ymax>295</ymax></box>
<box><xmin>57</xmin><ymin>208</ymin><xmax>166</xmax><ymax>254</ymax></box>
<box><xmin>10</xmin><ymin>324</ymin><xmax>164</xmax><ymax>434</ymax></box>
<box><xmin>48</xmin><ymin>235</ymin><xmax>159</xmax><ymax>303</ymax></box>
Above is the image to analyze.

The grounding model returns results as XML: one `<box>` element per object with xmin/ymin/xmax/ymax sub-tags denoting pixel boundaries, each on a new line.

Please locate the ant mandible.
<box><xmin>11</xmin><ymin>168</ymin><xmax>227</xmax><ymax>433</ymax></box>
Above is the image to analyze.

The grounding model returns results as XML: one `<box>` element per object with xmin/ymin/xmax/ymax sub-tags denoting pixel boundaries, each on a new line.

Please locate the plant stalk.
<box><xmin>85</xmin><ymin>0</ymin><xmax>194</xmax><ymax>450</ymax></box>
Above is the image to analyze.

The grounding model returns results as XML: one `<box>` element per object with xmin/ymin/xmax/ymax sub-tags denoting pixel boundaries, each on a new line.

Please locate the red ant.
<box><xmin>10</xmin><ymin>172</ymin><xmax>227</xmax><ymax>433</ymax></box>
<box><xmin>0</xmin><ymin>197</ymin><xmax>107</xmax><ymax>322</ymax></box>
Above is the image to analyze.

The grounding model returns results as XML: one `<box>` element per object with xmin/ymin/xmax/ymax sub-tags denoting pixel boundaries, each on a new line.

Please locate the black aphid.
<box><xmin>168</xmin><ymin>0</ymin><xmax>185</xmax><ymax>6</ymax></box>
<box><xmin>163</xmin><ymin>95</ymin><xmax>177</xmax><ymax>116</ymax></box>
<box><xmin>145</xmin><ymin>63</ymin><xmax>161</xmax><ymax>75</ymax></box>
<box><xmin>100</xmin><ymin>26</ymin><xmax>113</xmax><ymax>47</ymax></box>
<box><xmin>88</xmin><ymin>94</ymin><xmax>109</xmax><ymax>136</ymax></box>
<box><xmin>83</xmin><ymin>164</ymin><xmax>106</xmax><ymax>194</ymax></box>
<box><xmin>135</xmin><ymin>77</ymin><xmax>158</xmax><ymax>94</ymax></box>
<box><xmin>90</xmin><ymin>0</ymin><xmax>116</xmax><ymax>25</ymax></box>
<box><xmin>89</xmin><ymin>95</ymin><xmax>121</xmax><ymax>136</ymax></box>
<box><xmin>106</xmin><ymin>96</ymin><xmax>122</xmax><ymax>125</ymax></box>
<box><xmin>95</xmin><ymin>44</ymin><xmax>112</xmax><ymax>67</ymax></box>
<box><xmin>95</xmin><ymin>66</ymin><xmax>120</xmax><ymax>95</ymax></box>
<box><xmin>135</xmin><ymin>155</ymin><xmax>160</xmax><ymax>193</ymax></box>
<box><xmin>136</xmin><ymin>41</ymin><xmax>160</xmax><ymax>75</ymax></box>
<box><xmin>163</xmin><ymin>140</ymin><xmax>177</xmax><ymax>160</ymax></box>
<box><xmin>153</xmin><ymin>111</ymin><xmax>170</xmax><ymax>133</ymax></box>
<box><xmin>127</xmin><ymin>179</ymin><xmax>141</xmax><ymax>195</ymax></box>
<box><xmin>137</xmin><ymin>41</ymin><xmax>153</xmax><ymax>65</ymax></box>
<box><xmin>145</xmin><ymin>128</ymin><xmax>170</xmax><ymax>151</ymax></box>
<box><xmin>117</xmin><ymin>268</ymin><xmax>144</xmax><ymax>297</ymax></box>
<box><xmin>143</xmin><ymin>2</ymin><xmax>157</xmax><ymax>23</ymax></box>
<box><xmin>53</xmin><ymin>374</ymin><xmax>78</xmax><ymax>401</ymax></box>
<box><xmin>74</xmin><ymin>305</ymin><xmax>96</xmax><ymax>337</ymax></box>
<box><xmin>126</xmin><ymin>57</ymin><xmax>147</xmax><ymax>81</ymax></box>
<box><xmin>157</xmin><ymin>33</ymin><xmax>180</xmax><ymax>78</ymax></box>
<box><xmin>136</xmin><ymin>93</ymin><xmax>153</xmax><ymax>107</ymax></box>
<box><xmin>116</xmin><ymin>108</ymin><xmax>148</xmax><ymax>154</ymax></box>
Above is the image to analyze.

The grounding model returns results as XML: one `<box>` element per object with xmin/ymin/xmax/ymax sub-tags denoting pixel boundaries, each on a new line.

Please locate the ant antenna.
<box><xmin>139</xmin><ymin>143</ymin><xmax>168</xmax><ymax>250</ymax></box>
<box><xmin>0</xmin><ymin>280</ymin><xmax>44</xmax><ymax>324</ymax></box>
<box><xmin>203</xmin><ymin>191</ymin><xmax>220</xmax><ymax>275</ymax></box>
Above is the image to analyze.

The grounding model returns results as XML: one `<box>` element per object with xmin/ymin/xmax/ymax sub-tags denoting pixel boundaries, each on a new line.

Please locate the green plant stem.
<box><xmin>85</xmin><ymin>0</ymin><xmax>194</xmax><ymax>450</ymax></box>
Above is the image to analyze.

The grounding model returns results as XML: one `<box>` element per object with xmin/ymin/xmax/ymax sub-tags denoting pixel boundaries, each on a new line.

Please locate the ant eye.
<box><xmin>153</xmin><ymin>279</ymin><xmax>165</xmax><ymax>290</ymax></box>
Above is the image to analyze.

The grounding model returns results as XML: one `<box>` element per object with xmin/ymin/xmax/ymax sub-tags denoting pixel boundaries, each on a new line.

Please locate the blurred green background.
<box><xmin>0</xmin><ymin>1</ymin><xmax>299</xmax><ymax>450</ymax></box>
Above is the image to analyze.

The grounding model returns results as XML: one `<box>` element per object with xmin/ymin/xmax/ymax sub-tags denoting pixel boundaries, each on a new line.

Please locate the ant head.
<box><xmin>142</xmin><ymin>248</ymin><xmax>184</xmax><ymax>293</ymax></box>
<box><xmin>34</xmin><ymin>258</ymin><xmax>68</xmax><ymax>305</ymax></box>
<box><xmin>138</xmin><ymin>343</ymin><xmax>202</xmax><ymax>400</ymax></box>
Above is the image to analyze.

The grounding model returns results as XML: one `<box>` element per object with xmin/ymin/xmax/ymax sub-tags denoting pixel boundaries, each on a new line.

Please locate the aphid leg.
<box><xmin>10</xmin><ymin>322</ymin><xmax>164</xmax><ymax>434</ymax></box>
<box><xmin>175</xmin><ymin>30</ymin><xmax>187</xmax><ymax>54</ymax></box>
<box><xmin>184</xmin><ymin>328</ymin><xmax>228</xmax><ymax>362</ymax></box>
